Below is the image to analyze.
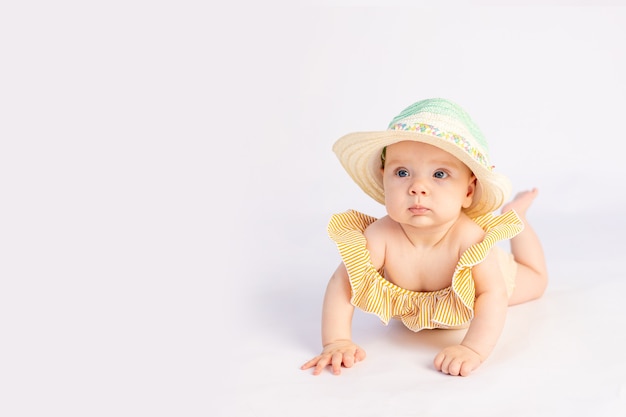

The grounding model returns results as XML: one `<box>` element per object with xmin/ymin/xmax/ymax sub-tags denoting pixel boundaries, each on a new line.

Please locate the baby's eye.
<box><xmin>433</xmin><ymin>170</ymin><xmax>448</xmax><ymax>179</ymax></box>
<box><xmin>396</xmin><ymin>169</ymin><xmax>410</xmax><ymax>178</ymax></box>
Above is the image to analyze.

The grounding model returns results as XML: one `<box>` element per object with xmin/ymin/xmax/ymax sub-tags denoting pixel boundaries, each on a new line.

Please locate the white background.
<box><xmin>1</xmin><ymin>2</ymin><xmax>625</xmax><ymax>416</ymax></box>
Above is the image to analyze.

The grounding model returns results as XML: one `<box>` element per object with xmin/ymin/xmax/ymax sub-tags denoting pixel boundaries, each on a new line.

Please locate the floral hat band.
<box><xmin>387</xmin><ymin>122</ymin><xmax>493</xmax><ymax>171</ymax></box>
<box><xmin>332</xmin><ymin>98</ymin><xmax>512</xmax><ymax>218</ymax></box>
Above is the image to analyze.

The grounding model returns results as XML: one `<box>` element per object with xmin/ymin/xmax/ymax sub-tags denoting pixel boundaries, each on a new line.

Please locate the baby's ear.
<box><xmin>463</xmin><ymin>176</ymin><xmax>477</xmax><ymax>208</ymax></box>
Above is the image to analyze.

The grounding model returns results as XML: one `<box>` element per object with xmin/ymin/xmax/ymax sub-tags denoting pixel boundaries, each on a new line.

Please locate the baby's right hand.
<box><xmin>300</xmin><ymin>339</ymin><xmax>366</xmax><ymax>375</ymax></box>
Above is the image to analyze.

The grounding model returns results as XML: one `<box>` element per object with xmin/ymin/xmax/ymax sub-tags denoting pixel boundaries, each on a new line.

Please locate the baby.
<box><xmin>301</xmin><ymin>98</ymin><xmax>548</xmax><ymax>377</ymax></box>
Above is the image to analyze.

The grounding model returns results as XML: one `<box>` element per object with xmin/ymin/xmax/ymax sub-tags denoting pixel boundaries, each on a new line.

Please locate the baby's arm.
<box><xmin>301</xmin><ymin>220</ymin><xmax>388</xmax><ymax>375</ymax></box>
<box><xmin>434</xmin><ymin>250</ymin><xmax>509</xmax><ymax>376</ymax></box>
<box><xmin>300</xmin><ymin>263</ymin><xmax>366</xmax><ymax>375</ymax></box>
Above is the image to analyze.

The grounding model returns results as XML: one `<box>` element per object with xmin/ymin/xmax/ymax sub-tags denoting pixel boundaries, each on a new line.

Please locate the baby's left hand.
<box><xmin>433</xmin><ymin>345</ymin><xmax>482</xmax><ymax>377</ymax></box>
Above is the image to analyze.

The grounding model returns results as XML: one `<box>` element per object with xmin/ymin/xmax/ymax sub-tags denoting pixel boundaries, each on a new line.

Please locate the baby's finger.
<box><xmin>331</xmin><ymin>352</ymin><xmax>344</xmax><ymax>375</ymax></box>
<box><xmin>459</xmin><ymin>361</ymin><xmax>475</xmax><ymax>377</ymax></box>
<box><xmin>439</xmin><ymin>355</ymin><xmax>453</xmax><ymax>375</ymax></box>
<box><xmin>447</xmin><ymin>358</ymin><xmax>462</xmax><ymax>376</ymax></box>
<box><xmin>342</xmin><ymin>351</ymin><xmax>355</xmax><ymax>368</ymax></box>
<box><xmin>313</xmin><ymin>355</ymin><xmax>331</xmax><ymax>375</ymax></box>
<box><xmin>434</xmin><ymin>351</ymin><xmax>452</xmax><ymax>373</ymax></box>
<box><xmin>433</xmin><ymin>352</ymin><xmax>445</xmax><ymax>371</ymax></box>
<box><xmin>300</xmin><ymin>356</ymin><xmax>321</xmax><ymax>370</ymax></box>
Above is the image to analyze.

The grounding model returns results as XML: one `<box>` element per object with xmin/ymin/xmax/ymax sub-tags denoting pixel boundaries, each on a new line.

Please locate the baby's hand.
<box><xmin>300</xmin><ymin>340</ymin><xmax>366</xmax><ymax>376</ymax></box>
<box><xmin>433</xmin><ymin>345</ymin><xmax>482</xmax><ymax>377</ymax></box>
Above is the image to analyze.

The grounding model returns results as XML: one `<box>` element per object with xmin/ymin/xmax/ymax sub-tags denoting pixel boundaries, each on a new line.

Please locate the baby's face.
<box><xmin>381</xmin><ymin>141</ymin><xmax>476</xmax><ymax>227</ymax></box>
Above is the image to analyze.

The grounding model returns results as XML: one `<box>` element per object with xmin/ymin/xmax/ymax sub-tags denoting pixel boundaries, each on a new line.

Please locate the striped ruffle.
<box><xmin>327</xmin><ymin>209</ymin><xmax>523</xmax><ymax>332</ymax></box>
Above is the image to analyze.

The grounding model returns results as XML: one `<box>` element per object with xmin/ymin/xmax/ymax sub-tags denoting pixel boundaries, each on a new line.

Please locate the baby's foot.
<box><xmin>501</xmin><ymin>188</ymin><xmax>538</xmax><ymax>217</ymax></box>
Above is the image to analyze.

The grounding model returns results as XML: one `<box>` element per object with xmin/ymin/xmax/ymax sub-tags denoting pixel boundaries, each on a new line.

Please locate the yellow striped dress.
<box><xmin>327</xmin><ymin>209</ymin><xmax>524</xmax><ymax>332</ymax></box>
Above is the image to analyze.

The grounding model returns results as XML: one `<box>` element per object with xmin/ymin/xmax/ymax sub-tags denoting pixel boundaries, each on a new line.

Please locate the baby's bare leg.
<box><xmin>502</xmin><ymin>188</ymin><xmax>548</xmax><ymax>306</ymax></box>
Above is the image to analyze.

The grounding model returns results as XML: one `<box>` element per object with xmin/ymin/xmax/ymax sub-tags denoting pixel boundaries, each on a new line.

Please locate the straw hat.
<box><xmin>332</xmin><ymin>98</ymin><xmax>511</xmax><ymax>218</ymax></box>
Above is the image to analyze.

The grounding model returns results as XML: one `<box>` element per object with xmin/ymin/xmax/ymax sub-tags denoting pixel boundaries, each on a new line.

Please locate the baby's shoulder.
<box><xmin>363</xmin><ymin>215</ymin><xmax>397</xmax><ymax>238</ymax></box>
<box><xmin>453</xmin><ymin>214</ymin><xmax>487</xmax><ymax>248</ymax></box>
<box><xmin>362</xmin><ymin>216</ymin><xmax>395</xmax><ymax>268</ymax></box>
